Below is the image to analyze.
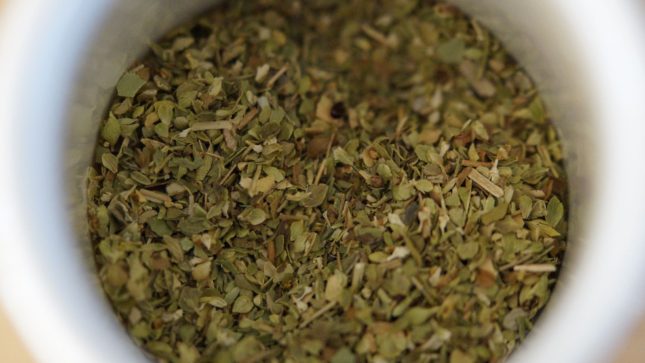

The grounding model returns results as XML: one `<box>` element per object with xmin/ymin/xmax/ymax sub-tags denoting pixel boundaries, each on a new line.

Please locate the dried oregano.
<box><xmin>87</xmin><ymin>1</ymin><xmax>568</xmax><ymax>362</ymax></box>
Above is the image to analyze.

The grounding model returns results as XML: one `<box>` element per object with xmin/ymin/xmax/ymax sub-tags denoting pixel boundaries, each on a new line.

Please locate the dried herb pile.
<box><xmin>87</xmin><ymin>1</ymin><xmax>568</xmax><ymax>362</ymax></box>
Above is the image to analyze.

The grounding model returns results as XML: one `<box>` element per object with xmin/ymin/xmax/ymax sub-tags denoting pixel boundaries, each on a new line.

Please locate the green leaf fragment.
<box><xmin>232</xmin><ymin>295</ymin><xmax>254</xmax><ymax>313</ymax></box>
<box><xmin>232</xmin><ymin>336</ymin><xmax>264</xmax><ymax>362</ymax></box>
<box><xmin>414</xmin><ymin>144</ymin><xmax>433</xmax><ymax>162</ymax></box>
<box><xmin>238</xmin><ymin>208</ymin><xmax>267</xmax><ymax>226</ymax></box>
<box><xmin>148</xmin><ymin>219</ymin><xmax>172</xmax><ymax>236</ymax></box>
<box><xmin>456</xmin><ymin>241</ymin><xmax>479</xmax><ymax>260</ymax></box>
<box><xmin>333</xmin><ymin>147</ymin><xmax>354</xmax><ymax>166</ymax></box>
<box><xmin>101</xmin><ymin>152</ymin><xmax>119</xmax><ymax>173</ymax></box>
<box><xmin>155</xmin><ymin>101</ymin><xmax>175</xmax><ymax>124</ymax></box>
<box><xmin>264</xmin><ymin>166</ymin><xmax>285</xmax><ymax>181</ymax></box>
<box><xmin>101</xmin><ymin>114</ymin><xmax>121</xmax><ymax>145</ymax></box>
<box><xmin>95</xmin><ymin>205</ymin><xmax>110</xmax><ymax>237</ymax></box>
<box><xmin>481</xmin><ymin>203</ymin><xmax>508</xmax><ymax>225</ymax></box>
<box><xmin>377</xmin><ymin>331</ymin><xmax>407</xmax><ymax>358</ymax></box>
<box><xmin>393</xmin><ymin>180</ymin><xmax>414</xmax><ymax>201</ymax></box>
<box><xmin>116</xmin><ymin>72</ymin><xmax>146</xmax><ymax>98</ymax></box>
<box><xmin>177</xmin><ymin>343</ymin><xmax>200</xmax><ymax>363</ymax></box>
<box><xmin>154</xmin><ymin>122</ymin><xmax>170</xmax><ymax>138</ymax></box>
<box><xmin>331</xmin><ymin>347</ymin><xmax>356</xmax><ymax>363</ymax></box>
<box><xmin>146</xmin><ymin>342</ymin><xmax>174</xmax><ymax>358</ymax></box>
<box><xmin>302</xmin><ymin>184</ymin><xmax>328</xmax><ymax>208</ymax></box>
<box><xmin>437</xmin><ymin>38</ymin><xmax>466</xmax><ymax>64</ymax></box>
<box><xmin>126</xmin><ymin>255</ymin><xmax>149</xmax><ymax>302</ymax></box>
<box><xmin>450</xmin><ymin>349</ymin><xmax>475</xmax><ymax>363</ymax></box>
<box><xmin>546</xmin><ymin>196</ymin><xmax>564</xmax><ymax>227</ymax></box>
<box><xmin>325</xmin><ymin>271</ymin><xmax>348</xmax><ymax>303</ymax></box>
<box><xmin>414</xmin><ymin>179</ymin><xmax>434</xmax><ymax>192</ymax></box>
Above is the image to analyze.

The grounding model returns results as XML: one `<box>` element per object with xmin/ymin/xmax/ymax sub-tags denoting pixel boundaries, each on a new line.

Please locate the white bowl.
<box><xmin>2</xmin><ymin>1</ymin><xmax>645</xmax><ymax>362</ymax></box>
